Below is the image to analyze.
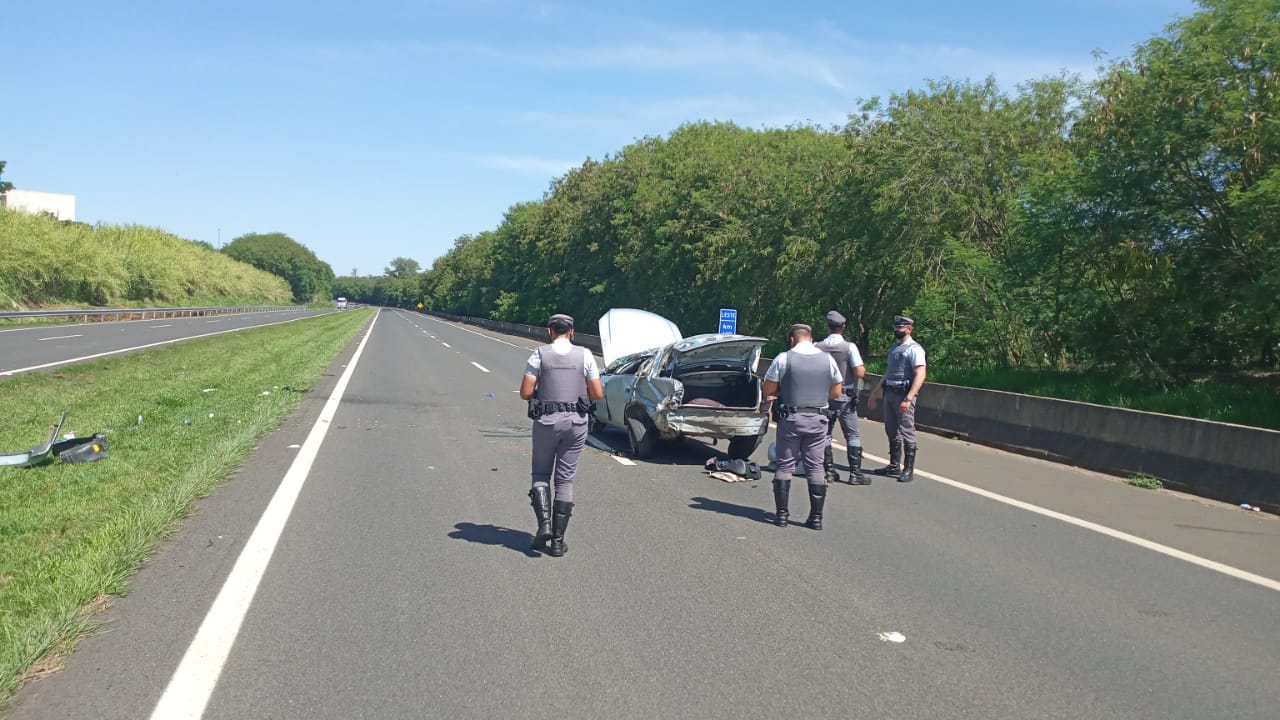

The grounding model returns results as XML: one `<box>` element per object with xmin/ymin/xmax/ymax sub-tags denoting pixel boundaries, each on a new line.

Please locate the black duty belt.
<box><xmin>780</xmin><ymin>405</ymin><xmax>829</xmax><ymax>414</ymax></box>
<box><xmin>882</xmin><ymin>382</ymin><xmax>910</xmax><ymax>390</ymax></box>
<box><xmin>535</xmin><ymin>401</ymin><xmax>578</xmax><ymax>413</ymax></box>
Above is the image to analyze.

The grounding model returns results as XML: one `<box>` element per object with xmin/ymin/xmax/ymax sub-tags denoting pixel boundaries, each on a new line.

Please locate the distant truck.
<box><xmin>336</xmin><ymin>297</ymin><xmax>348</xmax><ymax>309</ymax></box>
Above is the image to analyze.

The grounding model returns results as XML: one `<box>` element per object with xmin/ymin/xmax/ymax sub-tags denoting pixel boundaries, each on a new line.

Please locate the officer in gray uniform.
<box><xmin>762</xmin><ymin>323</ymin><xmax>843</xmax><ymax>529</ymax></box>
<box><xmin>816</xmin><ymin>310</ymin><xmax>868</xmax><ymax>485</ymax></box>
<box><xmin>520</xmin><ymin>313</ymin><xmax>605</xmax><ymax>556</ymax></box>
<box><xmin>868</xmin><ymin>315</ymin><xmax>927</xmax><ymax>483</ymax></box>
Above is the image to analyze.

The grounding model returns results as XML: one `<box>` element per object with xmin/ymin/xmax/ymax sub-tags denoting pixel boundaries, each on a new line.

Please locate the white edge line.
<box><xmin>831</xmin><ymin>441</ymin><xmax>1280</xmax><ymax>593</ymax></box>
<box><xmin>471</xmin><ymin>362</ymin><xmax>490</xmax><ymax>373</ymax></box>
<box><xmin>612</xmin><ymin>456</ymin><xmax>637</xmax><ymax>466</ymax></box>
<box><xmin>149</xmin><ymin>310</ymin><xmax>380</xmax><ymax>720</ymax></box>
<box><xmin>0</xmin><ymin>315</ymin><xmax>320</xmax><ymax>377</ymax></box>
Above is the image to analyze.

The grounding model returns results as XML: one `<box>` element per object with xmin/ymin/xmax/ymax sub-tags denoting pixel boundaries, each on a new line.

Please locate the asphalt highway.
<box><xmin>8</xmin><ymin>309</ymin><xmax>1279</xmax><ymax>719</ymax></box>
<box><xmin>0</xmin><ymin>308</ymin><xmax>331</xmax><ymax>377</ymax></box>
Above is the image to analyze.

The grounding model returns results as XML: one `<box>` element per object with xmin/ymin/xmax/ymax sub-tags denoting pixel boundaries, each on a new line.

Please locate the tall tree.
<box><xmin>222</xmin><ymin>232</ymin><xmax>335</xmax><ymax>303</ymax></box>
<box><xmin>385</xmin><ymin>257</ymin><xmax>421</xmax><ymax>278</ymax></box>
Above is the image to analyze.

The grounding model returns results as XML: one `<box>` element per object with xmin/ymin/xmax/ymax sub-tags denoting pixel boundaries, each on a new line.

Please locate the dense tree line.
<box><xmin>419</xmin><ymin>0</ymin><xmax>1277</xmax><ymax>378</ymax></box>
<box><xmin>222</xmin><ymin>232</ymin><xmax>335</xmax><ymax>304</ymax></box>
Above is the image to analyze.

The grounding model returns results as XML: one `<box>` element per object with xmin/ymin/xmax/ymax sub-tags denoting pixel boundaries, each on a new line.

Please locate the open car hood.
<box><xmin>669</xmin><ymin>334</ymin><xmax>767</xmax><ymax>372</ymax></box>
<box><xmin>598</xmin><ymin>308</ymin><xmax>683</xmax><ymax>366</ymax></box>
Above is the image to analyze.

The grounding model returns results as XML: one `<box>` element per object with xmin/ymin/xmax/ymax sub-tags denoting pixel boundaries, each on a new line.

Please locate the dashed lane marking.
<box><xmin>471</xmin><ymin>362</ymin><xmax>490</xmax><ymax>373</ymax></box>
<box><xmin>37</xmin><ymin>334</ymin><xmax>83</xmax><ymax>341</ymax></box>
<box><xmin>831</xmin><ymin>441</ymin><xmax>1280</xmax><ymax>593</ymax></box>
<box><xmin>1</xmin><ymin>314</ymin><xmax>325</xmax><ymax>377</ymax></box>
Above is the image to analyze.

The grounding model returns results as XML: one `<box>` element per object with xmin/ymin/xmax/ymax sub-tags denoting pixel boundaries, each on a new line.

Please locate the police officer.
<box><xmin>519</xmin><ymin>313</ymin><xmax>605</xmax><ymax>557</ymax></box>
<box><xmin>762</xmin><ymin>323</ymin><xmax>843</xmax><ymax>529</ymax></box>
<box><xmin>868</xmin><ymin>315</ymin><xmax>927</xmax><ymax>483</ymax></box>
<box><xmin>816</xmin><ymin>310</ymin><xmax>868</xmax><ymax>485</ymax></box>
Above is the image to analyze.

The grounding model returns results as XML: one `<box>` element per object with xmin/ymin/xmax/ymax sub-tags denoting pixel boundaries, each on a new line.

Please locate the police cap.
<box><xmin>892</xmin><ymin>315</ymin><xmax>914</xmax><ymax>328</ymax></box>
<box><xmin>547</xmin><ymin>313</ymin><xmax>575</xmax><ymax>330</ymax></box>
<box><xmin>825</xmin><ymin>310</ymin><xmax>846</xmax><ymax>326</ymax></box>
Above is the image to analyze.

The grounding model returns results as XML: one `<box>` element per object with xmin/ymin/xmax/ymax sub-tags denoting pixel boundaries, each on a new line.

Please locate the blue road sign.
<box><xmin>718</xmin><ymin>308</ymin><xmax>738</xmax><ymax>334</ymax></box>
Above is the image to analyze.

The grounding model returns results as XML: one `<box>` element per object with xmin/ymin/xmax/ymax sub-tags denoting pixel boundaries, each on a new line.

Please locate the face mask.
<box><xmin>893</xmin><ymin>330</ymin><xmax>907</xmax><ymax>339</ymax></box>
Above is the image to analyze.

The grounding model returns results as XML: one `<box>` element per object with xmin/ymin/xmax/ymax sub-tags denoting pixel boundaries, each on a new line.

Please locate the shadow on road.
<box><xmin>591</xmin><ymin>427</ymin><xmax>753</xmax><ymax>468</ymax></box>
<box><xmin>688</xmin><ymin>496</ymin><xmax>775</xmax><ymax>526</ymax></box>
<box><xmin>448</xmin><ymin>522</ymin><xmax>541</xmax><ymax>557</ymax></box>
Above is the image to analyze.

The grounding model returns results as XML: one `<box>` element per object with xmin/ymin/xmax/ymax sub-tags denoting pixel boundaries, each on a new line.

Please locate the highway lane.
<box><xmin>9</xmin><ymin>308</ymin><xmax>1279</xmax><ymax>719</ymax></box>
<box><xmin>0</xmin><ymin>308</ymin><xmax>333</xmax><ymax>377</ymax></box>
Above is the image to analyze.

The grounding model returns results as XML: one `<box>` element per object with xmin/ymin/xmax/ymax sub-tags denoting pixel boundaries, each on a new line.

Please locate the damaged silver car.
<box><xmin>592</xmin><ymin>308</ymin><xmax>770</xmax><ymax>459</ymax></box>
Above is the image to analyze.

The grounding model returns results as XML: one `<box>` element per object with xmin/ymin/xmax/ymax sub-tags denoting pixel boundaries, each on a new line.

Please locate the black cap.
<box><xmin>826</xmin><ymin>310</ymin><xmax>846</xmax><ymax>326</ymax></box>
<box><xmin>547</xmin><ymin>313</ymin><xmax>574</xmax><ymax>329</ymax></box>
<box><xmin>892</xmin><ymin>315</ymin><xmax>914</xmax><ymax>327</ymax></box>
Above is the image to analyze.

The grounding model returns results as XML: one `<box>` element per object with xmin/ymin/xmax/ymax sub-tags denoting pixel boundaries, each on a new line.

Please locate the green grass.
<box><xmin>0</xmin><ymin>207</ymin><xmax>292</xmax><ymax>308</ymax></box>
<box><xmin>1127</xmin><ymin>473</ymin><xmax>1164</xmax><ymax>489</ymax></box>
<box><xmin>0</xmin><ymin>308</ymin><xmax>372</xmax><ymax>703</ymax></box>
<box><xmin>864</xmin><ymin>362</ymin><xmax>1280</xmax><ymax>431</ymax></box>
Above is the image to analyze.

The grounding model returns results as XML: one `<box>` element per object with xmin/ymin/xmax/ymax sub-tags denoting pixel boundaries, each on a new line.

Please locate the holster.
<box><xmin>575</xmin><ymin>395</ymin><xmax>596</xmax><ymax>416</ymax></box>
<box><xmin>527</xmin><ymin>398</ymin><xmax>544</xmax><ymax>420</ymax></box>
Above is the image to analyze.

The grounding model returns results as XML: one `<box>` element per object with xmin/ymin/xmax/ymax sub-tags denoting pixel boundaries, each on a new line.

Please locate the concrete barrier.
<box><xmin>428</xmin><ymin>311</ymin><xmax>1279</xmax><ymax>513</ymax></box>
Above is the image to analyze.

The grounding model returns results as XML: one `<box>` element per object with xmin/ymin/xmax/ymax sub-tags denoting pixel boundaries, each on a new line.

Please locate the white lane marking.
<box><xmin>1</xmin><ymin>314</ymin><xmax>325</xmax><ymax>377</ymax></box>
<box><xmin>830</xmin><ymin>441</ymin><xmax>1280</xmax><ymax>593</ymax></box>
<box><xmin>417</xmin><ymin>313</ymin><xmax>538</xmax><ymax>350</ymax></box>
<box><xmin>471</xmin><ymin>362</ymin><xmax>490</xmax><ymax>373</ymax></box>
<box><xmin>206</xmin><ymin>319</ymin><xmax>220</xmax><ymax>323</ymax></box>
<box><xmin>441</xmin><ymin>342</ymin><xmax>451</xmax><ymax>348</ymax></box>
<box><xmin>151</xmin><ymin>324</ymin><xmax>173</xmax><ymax>328</ymax></box>
<box><xmin>0</xmin><ymin>309</ymin><xmax>313</xmax><ymax>334</ymax></box>
<box><xmin>613</xmin><ymin>456</ymin><xmax>637</xmax><ymax>466</ymax></box>
<box><xmin>149</xmin><ymin>310</ymin><xmax>380</xmax><ymax>720</ymax></box>
<box><xmin>38</xmin><ymin>334</ymin><xmax>83</xmax><ymax>341</ymax></box>
<box><xmin>878</xmin><ymin>632</ymin><xmax>907</xmax><ymax>643</ymax></box>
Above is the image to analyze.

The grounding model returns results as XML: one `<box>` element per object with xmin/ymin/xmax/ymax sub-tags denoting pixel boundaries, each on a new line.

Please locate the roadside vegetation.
<box><xmin>395</xmin><ymin>0</ymin><xmax>1278</xmax><ymax>429</ymax></box>
<box><xmin>0</xmin><ymin>308</ymin><xmax>371</xmax><ymax>704</ymax></box>
<box><xmin>0</xmin><ymin>208</ymin><xmax>293</xmax><ymax>309</ymax></box>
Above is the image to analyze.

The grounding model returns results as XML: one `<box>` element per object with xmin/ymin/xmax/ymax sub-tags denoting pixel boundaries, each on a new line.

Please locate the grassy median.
<box><xmin>0</xmin><ymin>308</ymin><xmax>372</xmax><ymax>703</ymax></box>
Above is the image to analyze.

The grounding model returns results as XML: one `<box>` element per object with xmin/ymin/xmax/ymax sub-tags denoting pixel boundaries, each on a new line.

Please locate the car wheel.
<box><xmin>727</xmin><ymin>434</ymin><xmax>762</xmax><ymax>460</ymax></box>
<box><xmin>625</xmin><ymin>408</ymin><xmax>657</xmax><ymax>459</ymax></box>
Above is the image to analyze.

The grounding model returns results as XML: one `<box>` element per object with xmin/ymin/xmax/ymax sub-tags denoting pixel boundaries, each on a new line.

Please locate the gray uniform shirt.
<box><xmin>525</xmin><ymin>339</ymin><xmax>601</xmax><ymax>402</ymax></box>
<box><xmin>765</xmin><ymin>341</ymin><xmax>841</xmax><ymax>407</ymax></box>
<box><xmin>884</xmin><ymin>337</ymin><xmax>926</xmax><ymax>386</ymax></box>
<box><xmin>818</xmin><ymin>334</ymin><xmax>865</xmax><ymax>394</ymax></box>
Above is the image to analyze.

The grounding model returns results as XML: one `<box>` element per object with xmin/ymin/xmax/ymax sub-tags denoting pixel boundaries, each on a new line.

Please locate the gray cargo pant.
<box><xmin>531</xmin><ymin>411</ymin><xmax>587</xmax><ymax>502</ymax></box>
<box><xmin>882</xmin><ymin>387</ymin><xmax>917</xmax><ymax>445</ymax></box>
<box><xmin>826</xmin><ymin>393</ymin><xmax>861</xmax><ymax>448</ymax></box>
<box><xmin>773</xmin><ymin>412</ymin><xmax>829</xmax><ymax>486</ymax></box>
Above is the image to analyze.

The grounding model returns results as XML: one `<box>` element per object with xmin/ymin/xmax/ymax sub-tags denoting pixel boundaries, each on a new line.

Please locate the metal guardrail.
<box><xmin>0</xmin><ymin>305</ymin><xmax>308</xmax><ymax>323</ymax></box>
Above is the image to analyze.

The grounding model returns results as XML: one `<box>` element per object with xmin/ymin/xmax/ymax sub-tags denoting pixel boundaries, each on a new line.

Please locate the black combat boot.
<box><xmin>823</xmin><ymin>442</ymin><xmax>841</xmax><ymax>484</ymax></box>
<box><xmin>805</xmin><ymin>483</ymin><xmax>827</xmax><ymax>530</ymax></box>
<box><xmin>529</xmin><ymin>486</ymin><xmax>553</xmax><ymax>551</ymax></box>
<box><xmin>899</xmin><ymin>444</ymin><xmax>917</xmax><ymax>483</ymax></box>
<box><xmin>772</xmin><ymin>478</ymin><xmax>791</xmax><ymax>527</ymax></box>
<box><xmin>547</xmin><ymin>500</ymin><xmax>574</xmax><ymax>557</ymax></box>
<box><xmin>847</xmin><ymin>446</ymin><xmax>869</xmax><ymax>485</ymax></box>
<box><xmin>872</xmin><ymin>439</ymin><xmax>902</xmax><ymax>476</ymax></box>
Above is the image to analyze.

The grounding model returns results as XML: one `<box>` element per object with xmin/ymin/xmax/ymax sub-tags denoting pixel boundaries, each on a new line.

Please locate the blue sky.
<box><xmin>4</xmin><ymin>0</ymin><xmax>1197</xmax><ymax>277</ymax></box>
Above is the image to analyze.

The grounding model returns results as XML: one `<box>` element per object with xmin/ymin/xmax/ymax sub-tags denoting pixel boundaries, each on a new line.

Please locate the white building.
<box><xmin>1</xmin><ymin>189</ymin><xmax>77</xmax><ymax>221</ymax></box>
